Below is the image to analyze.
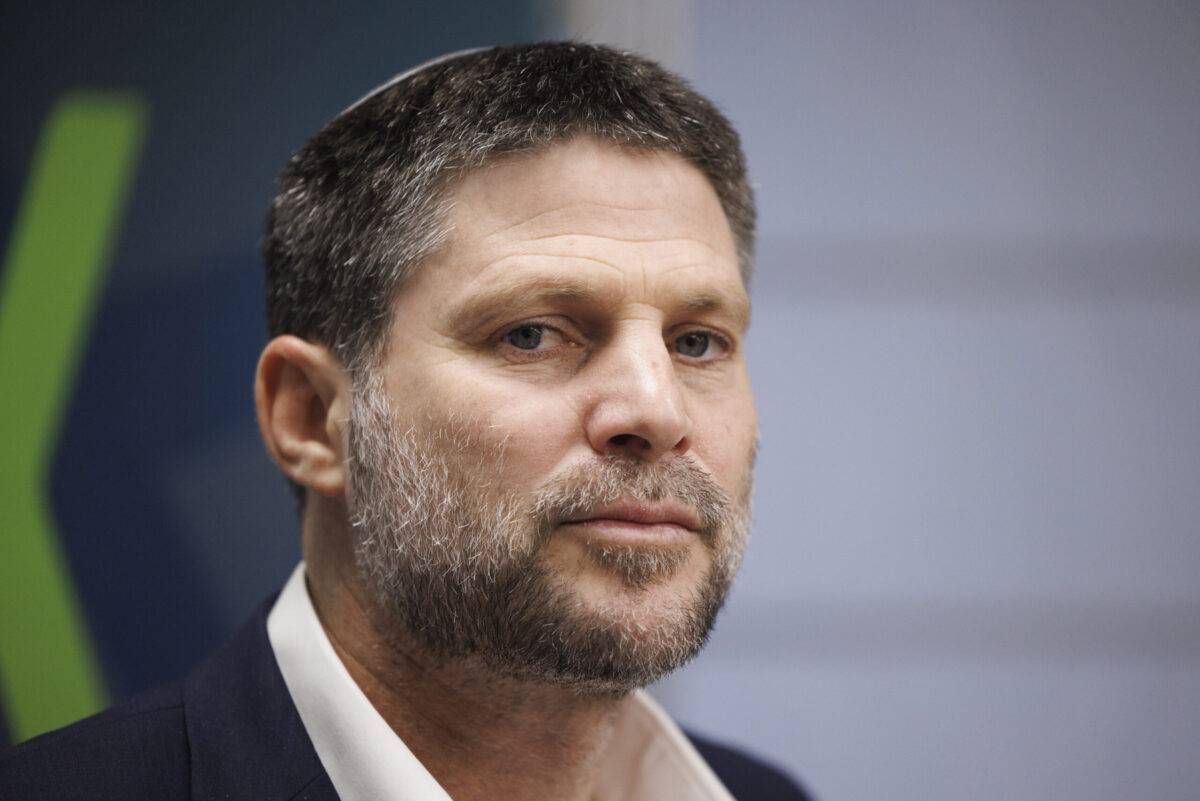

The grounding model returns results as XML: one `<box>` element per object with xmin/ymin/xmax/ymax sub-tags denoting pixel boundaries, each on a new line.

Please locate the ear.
<box><xmin>255</xmin><ymin>336</ymin><xmax>353</xmax><ymax>497</ymax></box>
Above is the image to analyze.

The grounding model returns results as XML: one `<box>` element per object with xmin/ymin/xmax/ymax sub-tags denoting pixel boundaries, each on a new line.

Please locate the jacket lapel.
<box><xmin>182</xmin><ymin>596</ymin><xmax>340</xmax><ymax>801</ymax></box>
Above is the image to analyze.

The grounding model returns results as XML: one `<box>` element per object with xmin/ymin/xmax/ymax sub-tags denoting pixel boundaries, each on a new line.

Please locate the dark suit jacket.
<box><xmin>0</xmin><ymin>598</ymin><xmax>810</xmax><ymax>800</ymax></box>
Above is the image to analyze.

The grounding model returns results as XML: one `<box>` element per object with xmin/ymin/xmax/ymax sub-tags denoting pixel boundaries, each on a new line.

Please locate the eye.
<box><xmin>673</xmin><ymin>330</ymin><xmax>728</xmax><ymax>361</ymax></box>
<box><xmin>675</xmin><ymin>331</ymin><xmax>710</xmax><ymax>358</ymax></box>
<box><xmin>497</xmin><ymin>321</ymin><xmax>574</xmax><ymax>360</ymax></box>
<box><xmin>504</xmin><ymin>324</ymin><xmax>546</xmax><ymax>350</ymax></box>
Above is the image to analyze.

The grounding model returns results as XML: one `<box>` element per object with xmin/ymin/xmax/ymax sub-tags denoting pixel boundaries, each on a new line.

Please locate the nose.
<box><xmin>583</xmin><ymin>326</ymin><xmax>692</xmax><ymax>462</ymax></box>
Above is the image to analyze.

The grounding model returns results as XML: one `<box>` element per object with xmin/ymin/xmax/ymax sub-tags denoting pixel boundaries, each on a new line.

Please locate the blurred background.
<box><xmin>1</xmin><ymin>2</ymin><xmax>1198</xmax><ymax>799</ymax></box>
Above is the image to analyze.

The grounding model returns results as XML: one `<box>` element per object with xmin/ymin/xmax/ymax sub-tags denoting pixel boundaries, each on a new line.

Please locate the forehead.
<box><xmin>412</xmin><ymin>136</ymin><xmax>745</xmax><ymax>312</ymax></box>
<box><xmin>453</xmin><ymin>138</ymin><xmax>732</xmax><ymax>244</ymax></box>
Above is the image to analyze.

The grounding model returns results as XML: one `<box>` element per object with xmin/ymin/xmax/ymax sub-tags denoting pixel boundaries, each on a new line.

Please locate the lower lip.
<box><xmin>560</xmin><ymin>519</ymin><xmax>695</xmax><ymax>546</ymax></box>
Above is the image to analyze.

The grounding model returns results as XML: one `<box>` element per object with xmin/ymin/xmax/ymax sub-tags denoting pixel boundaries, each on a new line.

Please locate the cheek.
<box><xmin>392</xmin><ymin>357</ymin><xmax>588</xmax><ymax>485</ymax></box>
<box><xmin>691</xmin><ymin>390</ymin><xmax>757</xmax><ymax>488</ymax></box>
<box><xmin>466</xmin><ymin>391</ymin><xmax>584</xmax><ymax>485</ymax></box>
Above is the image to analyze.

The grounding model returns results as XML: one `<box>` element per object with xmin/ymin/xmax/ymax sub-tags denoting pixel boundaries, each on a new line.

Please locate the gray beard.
<box><xmin>345</xmin><ymin>372</ymin><xmax>751</xmax><ymax>695</ymax></box>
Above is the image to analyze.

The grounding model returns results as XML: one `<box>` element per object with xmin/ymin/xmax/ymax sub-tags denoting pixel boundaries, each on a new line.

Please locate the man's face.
<box><xmin>346</xmin><ymin>136</ymin><xmax>757</xmax><ymax>692</ymax></box>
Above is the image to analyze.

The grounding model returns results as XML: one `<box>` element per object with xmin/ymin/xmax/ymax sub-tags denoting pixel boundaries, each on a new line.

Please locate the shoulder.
<box><xmin>687</xmin><ymin>730</ymin><xmax>814</xmax><ymax>801</ymax></box>
<box><xmin>0</xmin><ymin>682</ymin><xmax>190</xmax><ymax>801</ymax></box>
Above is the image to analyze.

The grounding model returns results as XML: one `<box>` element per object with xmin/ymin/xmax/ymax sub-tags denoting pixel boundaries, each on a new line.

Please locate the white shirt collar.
<box><xmin>267</xmin><ymin>563</ymin><xmax>734</xmax><ymax>801</ymax></box>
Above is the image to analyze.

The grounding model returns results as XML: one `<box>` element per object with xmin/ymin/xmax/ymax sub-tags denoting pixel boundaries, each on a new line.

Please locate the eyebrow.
<box><xmin>441</xmin><ymin>277</ymin><xmax>603</xmax><ymax>336</ymax></box>
<box><xmin>682</xmin><ymin>291</ymin><xmax>751</xmax><ymax>330</ymax></box>
<box><xmin>440</xmin><ymin>275</ymin><xmax>751</xmax><ymax>337</ymax></box>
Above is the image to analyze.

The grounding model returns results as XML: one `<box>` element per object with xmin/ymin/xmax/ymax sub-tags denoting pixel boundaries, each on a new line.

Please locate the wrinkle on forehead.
<box><xmin>479</xmin><ymin>201</ymin><xmax>681</xmax><ymax>240</ymax></box>
<box><xmin>411</xmin><ymin>136</ymin><xmax>746</xmax><ymax>331</ymax></box>
<box><xmin>449</xmin><ymin>138</ymin><xmax>737</xmax><ymax>259</ymax></box>
<box><xmin>510</xmin><ymin>234</ymin><xmax>735</xmax><ymax>273</ymax></box>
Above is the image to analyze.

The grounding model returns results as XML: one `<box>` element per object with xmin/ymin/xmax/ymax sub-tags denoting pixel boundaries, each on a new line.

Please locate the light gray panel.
<box><xmin>742</xmin><ymin>291</ymin><xmax>1200</xmax><ymax>605</ymax></box>
<box><xmin>656</xmin><ymin>660</ymin><xmax>1200</xmax><ymax>801</ymax></box>
<box><xmin>695</xmin><ymin>0</ymin><xmax>1200</xmax><ymax>243</ymax></box>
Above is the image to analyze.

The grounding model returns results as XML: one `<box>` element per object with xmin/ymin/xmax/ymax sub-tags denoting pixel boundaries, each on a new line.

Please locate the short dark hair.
<box><xmin>262</xmin><ymin>41</ymin><xmax>755</xmax><ymax>373</ymax></box>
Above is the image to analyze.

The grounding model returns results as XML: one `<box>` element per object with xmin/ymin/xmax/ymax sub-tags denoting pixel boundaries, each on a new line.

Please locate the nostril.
<box><xmin>609</xmin><ymin>433</ymin><xmax>649</xmax><ymax>450</ymax></box>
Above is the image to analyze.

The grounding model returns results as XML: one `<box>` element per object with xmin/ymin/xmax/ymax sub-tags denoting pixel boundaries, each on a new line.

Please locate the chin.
<box><xmin>485</xmin><ymin>547</ymin><xmax>728</xmax><ymax>695</ymax></box>
<box><xmin>578</xmin><ymin>541</ymin><xmax>711</xmax><ymax>600</ymax></box>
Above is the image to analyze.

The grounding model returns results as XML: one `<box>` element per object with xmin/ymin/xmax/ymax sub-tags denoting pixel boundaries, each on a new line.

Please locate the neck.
<box><xmin>302</xmin><ymin>505</ymin><xmax>624</xmax><ymax>801</ymax></box>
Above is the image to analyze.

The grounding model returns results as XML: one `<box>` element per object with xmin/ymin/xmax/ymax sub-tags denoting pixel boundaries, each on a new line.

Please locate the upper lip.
<box><xmin>565</xmin><ymin>499</ymin><xmax>701</xmax><ymax>531</ymax></box>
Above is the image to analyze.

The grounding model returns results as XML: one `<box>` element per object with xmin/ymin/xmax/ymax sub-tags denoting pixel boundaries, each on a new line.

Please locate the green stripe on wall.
<box><xmin>0</xmin><ymin>93</ymin><xmax>148</xmax><ymax>743</ymax></box>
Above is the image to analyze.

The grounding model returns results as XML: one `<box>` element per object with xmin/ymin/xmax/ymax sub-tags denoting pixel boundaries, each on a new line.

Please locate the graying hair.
<box><xmin>262</xmin><ymin>41</ymin><xmax>755</xmax><ymax>375</ymax></box>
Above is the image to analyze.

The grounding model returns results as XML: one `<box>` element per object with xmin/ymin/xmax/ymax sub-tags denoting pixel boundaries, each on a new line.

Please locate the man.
<box><xmin>1</xmin><ymin>42</ymin><xmax>808</xmax><ymax>800</ymax></box>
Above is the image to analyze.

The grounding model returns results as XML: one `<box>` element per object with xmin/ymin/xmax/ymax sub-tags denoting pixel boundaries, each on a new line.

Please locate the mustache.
<box><xmin>530</xmin><ymin>454</ymin><xmax>733</xmax><ymax>545</ymax></box>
